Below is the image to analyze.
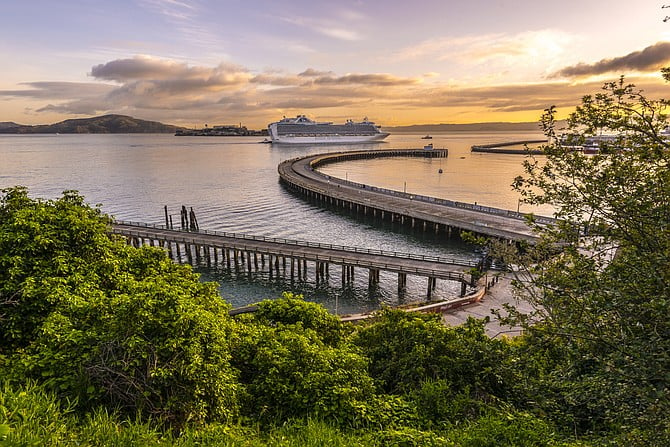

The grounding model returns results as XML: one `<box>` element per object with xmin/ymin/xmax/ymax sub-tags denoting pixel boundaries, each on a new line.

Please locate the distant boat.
<box><xmin>421</xmin><ymin>135</ymin><xmax>432</xmax><ymax>139</ymax></box>
<box><xmin>423</xmin><ymin>143</ymin><xmax>434</xmax><ymax>150</ymax></box>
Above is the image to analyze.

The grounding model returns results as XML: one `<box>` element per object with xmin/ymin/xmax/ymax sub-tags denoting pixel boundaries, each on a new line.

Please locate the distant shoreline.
<box><xmin>1</xmin><ymin>114</ymin><xmax>553</xmax><ymax>135</ymax></box>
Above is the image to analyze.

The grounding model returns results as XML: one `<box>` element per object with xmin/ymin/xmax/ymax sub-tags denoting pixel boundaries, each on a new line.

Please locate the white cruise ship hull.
<box><xmin>271</xmin><ymin>133</ymin><xmax>389</xmax><ymax>144</ymax></box>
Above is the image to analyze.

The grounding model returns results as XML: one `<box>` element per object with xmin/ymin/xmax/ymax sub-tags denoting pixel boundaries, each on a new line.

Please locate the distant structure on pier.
<box><xmin>175</xmin><ymin>123</ymin><xmax>267</xmax><ymax>136</ymax></box>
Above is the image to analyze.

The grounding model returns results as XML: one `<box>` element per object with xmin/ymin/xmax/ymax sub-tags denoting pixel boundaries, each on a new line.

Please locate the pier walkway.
<box><xmin>278</xmin><ymin>148</ymin><xmax>553</xmax><ymax>242</ymax></box>
<box><xmin>111</xmin><ymin>221</ymin><xmax>481</xmax><ymax>297</ymax></box>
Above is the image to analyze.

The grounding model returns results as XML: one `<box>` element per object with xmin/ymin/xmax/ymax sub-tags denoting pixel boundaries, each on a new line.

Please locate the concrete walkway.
<box><xmin>441</xmin><ymin>274</ymin><xmax>535</xmax><ymax>338</ymax></box>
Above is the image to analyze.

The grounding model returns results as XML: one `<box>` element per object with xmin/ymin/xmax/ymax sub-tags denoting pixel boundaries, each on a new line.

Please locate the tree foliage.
<box><xmin>503</xmin><ymin>77</ymin><xmax>670</xmax><ymax>439</ymax></box>
<box><xmin>0</xmin><ymin>187</ymin><xmax>240</xmax><ymax>426</ymax></box>
<box><xmin>230</xmin><ymin>294</ymin><xmax>379</xmax><ymax>426</ymax></box>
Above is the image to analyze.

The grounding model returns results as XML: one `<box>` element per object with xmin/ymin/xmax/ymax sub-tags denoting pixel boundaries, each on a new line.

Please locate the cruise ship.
<box><xmin>267</xmin><ymin>115</ymin><xmax>390</xmax><ymax>144</ymax></box>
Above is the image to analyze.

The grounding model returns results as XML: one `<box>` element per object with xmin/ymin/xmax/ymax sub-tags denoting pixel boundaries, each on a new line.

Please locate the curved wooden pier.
<box><xmin>278</xmin><ymin>148</ymin><xmax>550</xmax><ymax>242</ymax></box>
<box><xmin>111</xmin><ymin>221</ymin><xmax>481</xmax><ymax>298</ymax></box>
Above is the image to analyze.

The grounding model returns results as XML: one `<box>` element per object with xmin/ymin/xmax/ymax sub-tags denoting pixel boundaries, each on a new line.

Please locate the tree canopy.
<box><xmin>503</xmin><ymin>77</ymin><xmax>670</xmax><ymax>441</ymax></box>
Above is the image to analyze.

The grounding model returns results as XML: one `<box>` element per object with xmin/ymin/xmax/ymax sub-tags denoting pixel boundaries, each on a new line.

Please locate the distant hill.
<box><xmin>0</xmin><ymin>122</ymin><xmax>21</xmax><ymax>130</ymax></box>
<box><xmin>386</xmin><ymin>122</ymin><xmax>549</xmax><ymax>133</ymax></box>
<box><xmin>0</xmin><ymin>115</ymin><xmax>184</xmax><ymax>134</ymax></box>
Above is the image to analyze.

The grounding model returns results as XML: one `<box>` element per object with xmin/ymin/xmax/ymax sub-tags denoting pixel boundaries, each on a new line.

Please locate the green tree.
<box><xmin>0</xmin><ymin>187</ymin><xmax>241</xmax><ymax>426</ymax></box>
<box><xmin>0</xmin><ymin>187</ymin><xmax>112</xmax><ymax>349</ymax></box>
<box><xmin>503</xmin><ymin>77</ymin><xmax>670</xmax><ymax>439</ymax></box>
<box><xmin>230</xmin><ymin>294</ymin><xmax>378</xmax><ymax>426</ymax></box>
<box><xmin>352</xmin><ymin>309</ymin><xmax>515</xmax><ymax>430</ymax></box>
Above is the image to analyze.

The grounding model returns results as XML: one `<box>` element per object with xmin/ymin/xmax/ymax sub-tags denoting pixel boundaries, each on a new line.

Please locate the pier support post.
<box><xmin>398</xmin><ymin>273</ymin><xmax>406</xmax><ymax>293</ymax></box>
<box><xmin>427</xmin><ymin>277</ymin><xmax>436</xmax><ymax>299</ymax></box>
<box><xmin>186</xmin><ymin>243</ymin><xmax>193</xmax><ymax>265</ymax></box>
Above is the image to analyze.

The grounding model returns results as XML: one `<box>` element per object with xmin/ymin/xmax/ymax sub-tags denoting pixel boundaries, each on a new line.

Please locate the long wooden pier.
<box><xmin>111</xmin><ymin>221</ymin><xmax>481</xmax><ymax>298</ymax></box>
<box><xmin>278</xmin><ymin>148</ymin><xmax>552</xmax><ymax>242</ymax></box>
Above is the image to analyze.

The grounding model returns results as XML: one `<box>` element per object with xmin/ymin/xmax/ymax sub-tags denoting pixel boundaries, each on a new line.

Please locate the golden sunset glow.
<box><xmin>1</xmin><ymin>1</ymin><xmax>669</xmax><ymax>128</ymax></box>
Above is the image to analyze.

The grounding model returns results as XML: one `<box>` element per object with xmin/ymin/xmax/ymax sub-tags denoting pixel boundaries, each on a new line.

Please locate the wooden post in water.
<box><xmin>181</xmin><ymin>206</ymin><xmax>188</xmax><ymax>230</ymax></box>
<box><xmin>189</xmin><ymin>207</ymin><xmax>199</xmax><ymax>231</ymax></box>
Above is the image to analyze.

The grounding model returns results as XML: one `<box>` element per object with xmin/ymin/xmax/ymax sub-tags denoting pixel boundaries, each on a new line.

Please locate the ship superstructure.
<box><xmin>267</xmin><ymin>115</ymin><xmax>389</xmax><ymax>144</ymax></box>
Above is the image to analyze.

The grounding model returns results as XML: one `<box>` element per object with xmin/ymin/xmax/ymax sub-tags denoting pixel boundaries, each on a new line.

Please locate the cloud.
<box><xmin>250</xmin><ymin>73</ymin><xmax>303</xmax><ymax>86</ymax></box>
<box><xmin>298</xmin><ymin>68</ymin><xmax>335</xmax><ymax>77</ymax></box>
<box><xmin>250</xmin><ymin>70</ymin><xmax>421</xmax><ymax>88</ymax></box>
<box><xmin>552</xmin><ymin>42</ymin><xmax>670</xmax><ymax>78</ymax></box>
<box><xmin>90</xmin><ymin>56</ymin><xmax>248</xmax><ymax>83</ymax></box>
<box><xmin>3</xmin><ymin>54</ymin><xmax>669</xmax><ymax>127</ymax></box>
<box><xmin>0</xmin><ymin>82</ymin><xmax>114</xmax><ymax>99</ymax></box>
<box><xmin>312</xmin><ymin>73</ymin><xmax>421</xmax><ymax>87</ymax></box>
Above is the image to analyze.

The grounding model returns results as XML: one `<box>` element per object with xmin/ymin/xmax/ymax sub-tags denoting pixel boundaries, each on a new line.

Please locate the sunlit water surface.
<box><xmin>0</xmin><ymin>131</ymin><xmax>547</xmax><ymax>314</ymax></box>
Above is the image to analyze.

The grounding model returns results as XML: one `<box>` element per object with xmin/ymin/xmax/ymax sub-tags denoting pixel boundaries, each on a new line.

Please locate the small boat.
<box><xmin>421</xmin><ymin>135</ymin><xmax>432</xmax><ymax>139</ymax></box>
<box><xmin>423</xmin><ymin>143</ymin><xmax>434</xmax><ymax>150</ymax></box>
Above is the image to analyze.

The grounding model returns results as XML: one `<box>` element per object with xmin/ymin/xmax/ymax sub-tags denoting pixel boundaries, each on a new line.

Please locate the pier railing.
<box><xmin>114</xmin><ymin>220</ymin><xmax>482</xmax><ymax>268</ymax></box>
<box><xmin>282</xmin><ymin>153</ymin><xmax>557</xmax><ymax>225</ymax></box>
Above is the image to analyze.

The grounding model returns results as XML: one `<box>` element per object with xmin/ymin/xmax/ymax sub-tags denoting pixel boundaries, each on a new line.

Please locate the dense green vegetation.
<box><xmin>1</xmin><ymin>78</ymin><xmax>669</xmax><ymax>445</ymax></box>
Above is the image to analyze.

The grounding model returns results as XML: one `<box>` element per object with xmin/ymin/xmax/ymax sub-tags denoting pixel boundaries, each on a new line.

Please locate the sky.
<box><xmin>1</xmin><ymin>0</ymin><xmax>670</xmax><ymax>129</ymax></box>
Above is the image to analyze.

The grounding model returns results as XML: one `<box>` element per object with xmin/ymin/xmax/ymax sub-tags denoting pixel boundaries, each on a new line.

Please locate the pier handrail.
<box><xmin>279</xmin><ymin>151</ymin><xmax>556</xmax><ymax>225</ymax></box>
<box><xmin>307</xmin><ymin>167</ymin><xmax>556</xmax><ymax>225</ymax></box>
<box><xmin>113</xmin><ymin>220</ymin><xmax>482</xmax><ymax>268</ymax></box>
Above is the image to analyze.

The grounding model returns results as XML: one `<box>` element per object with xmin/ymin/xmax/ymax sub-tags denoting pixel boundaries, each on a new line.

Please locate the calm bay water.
<box><xmin>0</xmin><ymin>131</ymin><xmax>546</xmax><ymax>314</ymax></box>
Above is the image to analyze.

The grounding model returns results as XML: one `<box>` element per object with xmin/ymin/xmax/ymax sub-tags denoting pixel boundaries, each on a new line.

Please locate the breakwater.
<box><xmin>471</xmin><ymin>139</ymin><xmax>547</xmax><ymax>154</ymax></box>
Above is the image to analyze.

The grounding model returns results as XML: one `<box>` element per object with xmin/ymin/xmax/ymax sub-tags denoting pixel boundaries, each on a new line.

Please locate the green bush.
<box><xmin>253</xmin><ymin>292</ymin><xmax>346</xmax><ymax>345</ymax></box>
<box><xmin>0</xmin><ymin>188</ymin><xmax>241</xmax><ymax>427</ymax></box>
<box><xmin>231</xmin><ymin>315</ymin><xmax>376</xmax><ymax>426</ymax></box>
<box><xmin>353</xmin><ymin>310</ymin><xmax>512</xmax><ymax>399</ymax></box>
